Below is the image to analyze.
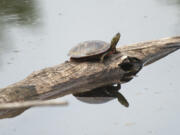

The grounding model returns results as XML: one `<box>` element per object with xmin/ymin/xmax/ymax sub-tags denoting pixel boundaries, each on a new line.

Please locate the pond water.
<box><xmin>0</xmin><ymin>0</ymin><xmax>180</xmax><ymax>135</ymax></box>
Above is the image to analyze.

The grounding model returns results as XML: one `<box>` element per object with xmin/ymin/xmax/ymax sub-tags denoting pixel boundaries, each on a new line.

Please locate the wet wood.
<box><xmin>0</xmin><ymin>36</ymin><xmax>180</xmax><ymax>119</ymax></box>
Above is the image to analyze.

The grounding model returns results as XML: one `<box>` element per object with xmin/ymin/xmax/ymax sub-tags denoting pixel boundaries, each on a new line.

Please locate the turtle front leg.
<box><xmin>100</xmin><ymin>52</ymin><xmax>109</xmax><ymax>63</ymax></box>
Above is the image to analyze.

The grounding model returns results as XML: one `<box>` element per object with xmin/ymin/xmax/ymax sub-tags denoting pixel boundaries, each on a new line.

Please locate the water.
<box><xmin>0</xmin><ymin>0</ymin><xmax>180</xmax><ymax>134</ymax></box>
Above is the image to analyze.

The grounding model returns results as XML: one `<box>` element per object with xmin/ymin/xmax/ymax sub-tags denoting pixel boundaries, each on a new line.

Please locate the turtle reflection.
<box><xmin>73</xmin><ymin>84</ymin><xmax>129</xmax><ymax>107</ymax></box>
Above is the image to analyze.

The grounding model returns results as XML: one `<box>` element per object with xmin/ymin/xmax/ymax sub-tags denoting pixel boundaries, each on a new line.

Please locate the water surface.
<box><xmin>0</xmin><ymin>0</ymin><xmax>180</xmax><ymax>135</ymax></box>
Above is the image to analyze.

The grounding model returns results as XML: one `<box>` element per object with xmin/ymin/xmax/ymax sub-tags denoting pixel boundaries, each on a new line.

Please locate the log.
<box><xmin>0</xmin><ymin>36</ymin><xmax>180</xmax><ymax>119</ymax></box>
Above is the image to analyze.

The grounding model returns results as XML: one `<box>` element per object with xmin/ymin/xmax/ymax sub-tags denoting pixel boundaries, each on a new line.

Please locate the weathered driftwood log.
<box><xmin>0</xmin><ymin>36</ymin><xmax>180</xmax><ymax>119</ymax></box>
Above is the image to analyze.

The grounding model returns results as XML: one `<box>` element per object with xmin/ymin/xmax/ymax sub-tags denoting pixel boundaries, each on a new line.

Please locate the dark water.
<box><xmin>0</xmin><ymin>0</ymin><xmax>180</xmax><ymax>135</ymax></box>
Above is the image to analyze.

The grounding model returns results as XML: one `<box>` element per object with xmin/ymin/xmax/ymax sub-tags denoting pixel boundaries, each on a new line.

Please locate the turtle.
<box><xmin>68</xmin><ymin>33</ymin><xmax>121</xmax><ymax>62</ymax></box>
<box><xmin>73</xmin><ymin>84</ymin><xmax>129</xmax><ymax>107</ymax></box>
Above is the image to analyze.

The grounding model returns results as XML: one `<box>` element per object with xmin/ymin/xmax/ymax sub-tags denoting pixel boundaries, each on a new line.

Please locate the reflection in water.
<box><xmin>0</xmin><ymin>0</ymin><xmax>41</xmax><ymax>67</ymax></box>
<box><xmin>73</xmin><ymin>56</ymin><xmax>142</xmax><ymax>107</ymax></box>
<box><xmin>0</xmin><ymin>0</ymin><xmax>39</xmax><ymax>25</ymax></box>
<box><xmin>73</xmin><ymin>84</ymin><xmax>129</xmax><ymax>107</ymax></box>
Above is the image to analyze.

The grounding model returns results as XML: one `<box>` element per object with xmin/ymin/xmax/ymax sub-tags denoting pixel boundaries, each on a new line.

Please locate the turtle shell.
<box><xmin>68</xmin><ymin>40</ymin><xmax>110</xmax><ymax>59</ymax></box>
<box><xmin>73</xmin><ymin>84</ymin><xmax>120</xmax><ymax>104</ymax></box>
<box><xmin>74</xmin><ymin>96</ymin><xmax>114</xmax><ymax>104</ymax></box>
<box><xmin>74</xmin><ymin>89</ymin><xmax>116</xmax><ymax>104</ymax></box>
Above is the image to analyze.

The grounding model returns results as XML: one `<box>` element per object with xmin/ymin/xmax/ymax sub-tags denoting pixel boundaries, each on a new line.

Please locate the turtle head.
<box><xmin>110</xmin><ymin>33</ymin><xmax>121</xmax><ymax>52</ymax></box>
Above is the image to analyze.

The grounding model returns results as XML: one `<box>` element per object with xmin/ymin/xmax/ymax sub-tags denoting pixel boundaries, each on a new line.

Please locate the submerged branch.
<box><xmin>0</xmin><ymin>100</ymin><xmax>68</xmax><ymax>109</ymax></box>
